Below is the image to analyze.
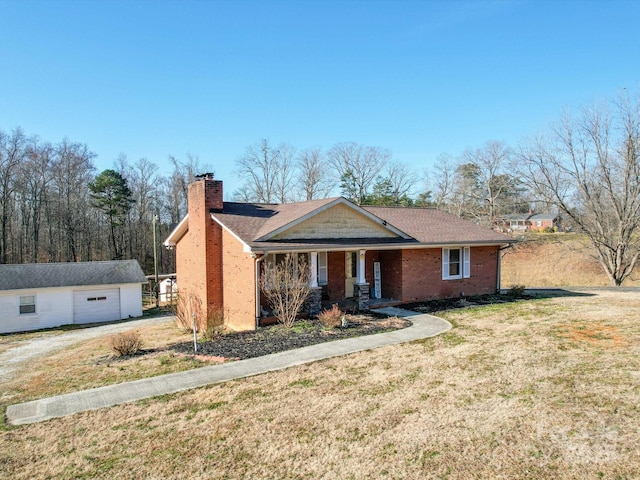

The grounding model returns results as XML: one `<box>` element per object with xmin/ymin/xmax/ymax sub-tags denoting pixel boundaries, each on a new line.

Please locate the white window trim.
<box><xmin>317</xmin><ymin>252</ymin><xmax>328</xmax><ymax>286</ymax></box>
<box><xmin>442</xmin><ymin>247</ymin><xmax>471</xmax><ymax>280</ymax></box>
<box><xmin>19</xmin><ymin>294</ymin><xmax>37</xmax><ymax>316</ymax></box>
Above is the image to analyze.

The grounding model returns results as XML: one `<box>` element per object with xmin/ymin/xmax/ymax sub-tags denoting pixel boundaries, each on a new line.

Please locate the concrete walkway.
<box><xmin>6</xmin><ymin>308</ymin><xmax>450</xmax><ymax>425</ymax></box>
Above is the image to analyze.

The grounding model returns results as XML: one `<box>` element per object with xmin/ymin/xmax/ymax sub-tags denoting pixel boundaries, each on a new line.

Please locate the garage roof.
<box><xmin>0</xmin><ymin>260</ymin><xmax>148</xmax><ymax>291</ymax></box>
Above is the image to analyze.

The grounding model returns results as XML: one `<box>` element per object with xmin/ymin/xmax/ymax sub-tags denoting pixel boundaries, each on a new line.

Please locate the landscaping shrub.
<box><xmin>317</xmin><ymin>304</ymin><xmax>344</xmax><ymax>328</ymax></box>
<box><xmin>203</xmin><ymin>306</ymin><xmax>226</xmax><ymax>340</ymax></box>
<box><xmin>260</xmin><ymin>253</ymin><xmax>311</xmax><ymax>328</ymax></box>
<box><xmin>507</xmin><ymin>284</ymin><xmax>526</xmax><ymax>298</ymax></box>
<box><xmin>110</xmin><ymin>331</ymin><xmax>142</xmax><ymax>357</ymax></box>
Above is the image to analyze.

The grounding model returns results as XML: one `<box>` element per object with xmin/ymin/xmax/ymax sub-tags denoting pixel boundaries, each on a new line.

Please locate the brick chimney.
<box><xmin>189</xmin><ymin>173</ymin><xmax>223</xmax><ymax>212</ymax></box>
<box><xmin>178</xmin><ymin>175</ymin><xmax>224</xmax><ymax>323</ymax></box>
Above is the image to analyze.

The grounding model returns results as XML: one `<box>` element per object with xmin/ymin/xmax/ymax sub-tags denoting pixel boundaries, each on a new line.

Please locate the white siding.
<box><xmin>0</xmin><ymin>289</ymin><xmax>74</xmax><ymax>334</ymax></box>
<box><xmin>119</xmin><ymin>284</ymin><xmax>143</xmax><ymax>319</ymax></box>
<box><xmin>0</xmin><ymin>283</ymin><xmax>143</xmax><ymax>334</ymax></box>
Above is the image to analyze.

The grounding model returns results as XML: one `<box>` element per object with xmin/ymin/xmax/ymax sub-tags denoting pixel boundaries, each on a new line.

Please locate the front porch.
<box><xmin>329</xmin><ymin>296</ymin><xmax>403</xmax><ymax>313</ymax></box>
<box><xmin>260</xmin><ymin>248</ymin><xmax>400</xmax><ymax>320</ymax></box>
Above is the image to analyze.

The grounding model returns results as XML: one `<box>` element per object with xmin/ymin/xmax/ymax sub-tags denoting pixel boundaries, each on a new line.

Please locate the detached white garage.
<box><xmin>0</xmin><ymin>260</ymin><xmax>148</xmax><ymax>334</ymax></box>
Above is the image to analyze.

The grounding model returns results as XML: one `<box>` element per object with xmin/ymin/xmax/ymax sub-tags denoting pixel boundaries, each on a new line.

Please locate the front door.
<box><xmin>345</xmin><ymin>251</ymin><xmax>357</xmax><ymax>297</ymax></box>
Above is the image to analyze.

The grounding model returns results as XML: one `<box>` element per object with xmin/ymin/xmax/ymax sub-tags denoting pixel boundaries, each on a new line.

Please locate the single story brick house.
<box><xmin>0</xmin><ymin>260</ymin><xmax>147</xmax><ymax>334</ymax></box>
<box><xmin>499</xmin><ymin>212</ymin><xmax>562</xmax><ymax>232</ymax></box>
<box><xmin>165</xmin><ymin>175</ymin><xmax>513</xmax><ymax>331</ymax></box>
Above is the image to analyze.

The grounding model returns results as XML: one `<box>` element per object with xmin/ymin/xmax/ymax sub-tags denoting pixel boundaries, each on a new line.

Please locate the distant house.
<box><xmin>499</xmin><ymin>212</ymin><xmax>562</xmax><ymax>233</ymax></box>
<box><xmin>0</xmin><ymin>260</ymin><xmax>147</xmax><ymax>334</ymax></box>
<box><xmin>528</xmin><ymin>213</ymin><xmax>562</xmax><ymax>231</ymax></box>
<box><xmin>159</xmin><ymin>276</ymin><xmax>177</xmax><ymax>303</ymax></box>
<box><xmin>164</xmin><ymin>176</ymin><xmax>513</xmax><ymax>332</ymax></box>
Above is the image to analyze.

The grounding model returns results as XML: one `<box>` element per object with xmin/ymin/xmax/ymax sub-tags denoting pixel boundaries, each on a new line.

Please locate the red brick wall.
<box><xmin>327</xmin><ymin>252</ymin><xmax>345</xmax><ymax>302</ymax></box>
<box><xmin>364</xmin><ymin>250</ymin><xmax>403</xmax><ymax>300</ymax></box>
<box><xmin>221</xmin><ymin>228</ymin><xmax>256</xmax><ymax>331</ymax></box>
<box><xmin>175</xmin><ymin>179</ymin><xmax>224</xmax><ymax>326</ymax></box>
<box><xmin>399</xmin><ymin>246</ymin><xmax>499</xmax><ymax>301</ymax></box>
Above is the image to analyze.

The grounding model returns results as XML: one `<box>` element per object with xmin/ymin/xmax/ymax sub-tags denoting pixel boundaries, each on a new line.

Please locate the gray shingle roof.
<box><xmin>363</xmin><ymin>206</ymin><xmax>511</xmax><ymax>245</ymax></box>
<box><xmin>207</xmin><ymin>199</ymin><xmax>511</xmax><ymax>249</ymax></box>
<box><xmin>0</xmin><ymin>260</ymin><xmax>148</xmax><ymax>291</ymax></box>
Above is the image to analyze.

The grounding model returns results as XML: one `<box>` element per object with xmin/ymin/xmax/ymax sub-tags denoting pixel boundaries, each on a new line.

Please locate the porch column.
<box><xmin>357</xmin><ymin>250</ymin><xmax>366</xmax><ymax>283</ymax></box>
<box><xmin>354</xmin><ymin>250</ymin><xmax>370</xmax><ymax>311</ymax></box>
<box><xmin>309</xmin><ymin>251</ymin><xmax>318</xmax><ymax>288</ymax></box>
<box><xmin>307</xmin><ymin>251</ymin><xmax>322</xmax><ymax>316</ymax></box>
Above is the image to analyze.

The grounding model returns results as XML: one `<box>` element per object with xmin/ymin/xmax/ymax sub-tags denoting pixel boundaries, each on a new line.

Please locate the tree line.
<box><xmin>0</xmin><ymin>128</ymin><xmax>213</xmax><ymax>274</ymax></box>
<box><xmin>2</xmin><ymin>90</ymin><xmax>639</xmax><ymax>285</ymax></box>
<box><xmin>233</xmin><ymin>138</ymin><xmax>533</xmax><ymax>225</ymax></box>
<box><xmin>232</xmin><ymin>92</ymin><xmax>640</xmax><ymax>286</ymax></box>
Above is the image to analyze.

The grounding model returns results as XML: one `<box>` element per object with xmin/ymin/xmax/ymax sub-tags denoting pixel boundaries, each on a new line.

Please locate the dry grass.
<box><xmin>2</xmin><ymin>290</ymin><xmax>639</xmax><ymax>479</ymax></box>
<box><xmin>0</xmin><ymin>320</ymin><xmax>198</xmax><ymax>407</ymax></box>
<box><xmin>501</xmin><ymin>233</ymin><xmax>640</xmax><ymax>287</ymax></box>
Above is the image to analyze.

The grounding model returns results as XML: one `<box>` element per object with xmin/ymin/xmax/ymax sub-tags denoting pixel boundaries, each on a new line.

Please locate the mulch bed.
<box><xmin>171</xmin><ymin>313</ymin><xmax>411</xmax><ymax>360</ymax></box>
<box><xmin>402</xmin><ymin>292</ymin><xmax>533</xmax><ymax>314</ymax></box>
<box><xmin>170</xmin><ymin>293</ymin><xmax>532</xmax><ymax>361</ymax></box>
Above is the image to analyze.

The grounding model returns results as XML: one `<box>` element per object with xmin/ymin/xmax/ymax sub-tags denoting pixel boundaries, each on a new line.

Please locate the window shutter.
<box><xmin>442</xmin><ymin>248</ymin><xmax>449</xmax><ymax>280</ymax></box>
<box><xmin>463</xmin><ymin>247</ymin><xmax>471</xmax><ymax>278</ymax></box>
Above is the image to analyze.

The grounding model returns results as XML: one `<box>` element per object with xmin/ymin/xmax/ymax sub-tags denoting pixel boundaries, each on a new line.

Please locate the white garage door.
<box><xmin>73</xmin><ymin>288</ymin><xmax>121</xmax><ymax>324</ymax></box>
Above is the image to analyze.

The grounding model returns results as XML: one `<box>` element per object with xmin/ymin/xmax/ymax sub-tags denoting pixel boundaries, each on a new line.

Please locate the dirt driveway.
<box><xmin>0</xmin><ymin>316</ymin><xmax>175</xmax><ymax>383</ymax></box>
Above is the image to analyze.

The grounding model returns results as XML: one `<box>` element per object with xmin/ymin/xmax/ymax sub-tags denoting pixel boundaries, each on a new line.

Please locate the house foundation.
<box><xmin>353</xmin><ymin>282</ymin><xmax>370</xmax><ymax>311</ymax></box>
<box><xmin>306</xmin><ymin>286</ymin><xmax>323</xmax><ymax>316</ymax></box>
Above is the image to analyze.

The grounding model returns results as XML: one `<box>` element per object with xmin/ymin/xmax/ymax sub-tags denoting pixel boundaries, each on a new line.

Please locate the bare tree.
<box><xmin>259</xmin><ymin>253</ymin><xmax>311</xmax><ymax>328</ymax></box>
<box><xmin>15</xmin><ymin>138</ymin><xmax>52</xmax><ymax>262</ymax></box>
<box><xmin>460</xmin><ymin>141</ymin><xmax>516</xmax><ymax>226</ymax></box>
<box><xmin>430</xmin><ymin>153</ymin><xmax>456</xmax><ymax>209</ymax></box>
<box><xmin>0</xmin><ymin>128</ymin><xmax>27</xmax><ymax>263</ymax></box>
<box><xmin>328</xmin><ymin>142</ymin><xmax>390</xmax><ymax>204</ymax></box>
<box><xmin>49</xmin><ymin>139</ymin><xmax>95</xmax><ymax>262</ymax></box>
<box><xmin>296</xmin><ymin>147</ymin><xmax>334</xmax><ymax>200</ymax></box>
<box><xmin>118</xmin><ymin>157</ymin><xmax>160</xmax><ymax>270</ymax></box>
<box><xmin>274</xmin><ymin>143</ymin><xmax>296</xmax><ymax>203</ymax></box>
<box><xmin>234</xmin><ymin>139</ymin><xmax>295</xmax><ymax>203</ymax></box>
<box><xmin>386</xmin><ymin>160</ymin><xmax>418</xmax><ymax>204</ymax></box>
<box><xmin>518</xmin><ymin>94</ymin><xmax>640</xmax><ymax>286</ymax></box>
<box><xmin>168</xmin><ymin>153</ymin><xmax>211</xmax><ymax>220</ymax></box>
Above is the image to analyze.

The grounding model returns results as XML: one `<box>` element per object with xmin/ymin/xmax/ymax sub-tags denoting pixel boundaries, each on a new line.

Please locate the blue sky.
<box><xmin>2</xmin><ymin>0</ymin><xmax>640</xmax><ymax>198</ymax></box>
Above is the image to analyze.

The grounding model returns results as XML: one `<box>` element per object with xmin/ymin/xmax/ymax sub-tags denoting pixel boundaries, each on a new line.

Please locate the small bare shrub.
<box><xmin>260</xmin><ymin>253</ymin><xmax>311</xmax><ymax>328</ymax></box>
<box><xmin>318</xmin><ymin>304</ymin><xmax>344</xmax><ymax>328</ymax></box>
<box><xmin>110</xmin><ymin>331</ymin><xmax>142</xmax><ymax>357</ymax></box>
<box><xmin>173</xmin><ymin>293</ymin><xmax>203</xmax><ymax>331</ymax></box>
<box><xmin>172</xmin><ymin>293</ymin><xmax>226</xmax><ymax>338</ymax></box>
<box><xmin>507</xmin><ymin>284</ymin><xmax>526</xmax><ymax>298</ymax></box>
<box><xmin>203</xmin><ymin>306</ymin><xmax>226</xmax><ymax>340</ymax></box>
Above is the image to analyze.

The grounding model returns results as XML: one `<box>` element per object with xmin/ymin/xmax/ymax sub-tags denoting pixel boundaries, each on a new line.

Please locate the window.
<box><xmin>449</xmin><ymin>248</ymin><xmax>461</xmax><ymax>277</ymax></box>
<box><xmin>442</xmin><ymin>247</ymin><xmax>471</xmax><ymax>280</ymax></box>
<box><xmin>346</xmin><ymin>252</ymin><xmax>357</xmax><ymax>278</ymax></box>
<box><xmin>19</xmin><ymin>295</ymin><xmax>36</xmax><ymax>315</ymax></box>
<box><xmin>318</xmin><ymin>252</ymin><xmax>328</xmax><ymax>286</ymax></box>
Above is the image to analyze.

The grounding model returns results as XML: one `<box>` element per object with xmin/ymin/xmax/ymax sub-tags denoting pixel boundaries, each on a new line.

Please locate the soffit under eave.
<box><xmin>246</xmin><ymin>240</ymin><xmax>512</xmax><ymax>253</ymax></box>
<box><xmin>164</xmin><ymin>214</ymin><xmax>189</xmax><ymax>247</ymax></box>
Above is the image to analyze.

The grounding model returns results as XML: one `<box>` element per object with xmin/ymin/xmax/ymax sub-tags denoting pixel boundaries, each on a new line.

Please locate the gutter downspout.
<box><xmin>254</xmin><ymin>252</ymin><xmax>267</xmax><ymax>329</ymax></box>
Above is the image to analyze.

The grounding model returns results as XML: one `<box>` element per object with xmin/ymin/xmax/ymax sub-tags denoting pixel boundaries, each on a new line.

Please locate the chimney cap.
<box><xmin>195</xmin><ymin>172</ymin><xmax>215</xmax><ymax>180</ymax></box>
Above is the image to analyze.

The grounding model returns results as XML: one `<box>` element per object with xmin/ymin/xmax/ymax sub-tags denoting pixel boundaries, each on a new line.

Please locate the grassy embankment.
<box><xmin>501</xmin><ymin>233</ymin><xmax>640</xmax><ymax>288</ymax></box>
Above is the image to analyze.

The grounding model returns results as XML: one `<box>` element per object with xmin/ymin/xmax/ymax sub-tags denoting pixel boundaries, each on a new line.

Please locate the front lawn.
<box><xmin>1</xmin><ymin>289</ymin><xmax>639</xmax><ymax>478</ymax></box>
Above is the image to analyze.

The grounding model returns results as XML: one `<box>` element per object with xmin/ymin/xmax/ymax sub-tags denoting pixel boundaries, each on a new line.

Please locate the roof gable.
<box><xmin>262</xmin><ymin>198</ymin><xmax>408</xmax><ymax>241</ymax></box>
<box><xmin>0</xmin><ymin>260</ymin><xmax>148</xmax><ymax>292</ymax></box>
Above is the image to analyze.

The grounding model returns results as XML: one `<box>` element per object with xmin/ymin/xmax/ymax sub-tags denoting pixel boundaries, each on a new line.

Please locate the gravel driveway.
<box><xmin>0</xmin><ymin>316</ymin><xmax>175</xmax><ymax>383</ymax></box>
